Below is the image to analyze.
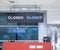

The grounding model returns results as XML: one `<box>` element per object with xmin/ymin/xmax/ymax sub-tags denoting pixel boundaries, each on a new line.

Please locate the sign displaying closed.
<box><xmin>7</xmin><ymin>12</ymin><xmax>44</xmax><ymax>24</ymax></box>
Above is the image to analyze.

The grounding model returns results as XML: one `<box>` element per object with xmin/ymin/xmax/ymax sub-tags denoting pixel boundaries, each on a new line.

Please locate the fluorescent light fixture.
<box><xmin>8</xmin><ymin>1</ymin><xmax>15</xmax><ymax>3</ymax></box>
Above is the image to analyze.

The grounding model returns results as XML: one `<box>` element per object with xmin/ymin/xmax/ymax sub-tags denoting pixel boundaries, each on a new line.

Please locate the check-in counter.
<box><xmin>2</xmin><ymin>42</ymin><xmax>51</xmax><ymax>50</ymax></box>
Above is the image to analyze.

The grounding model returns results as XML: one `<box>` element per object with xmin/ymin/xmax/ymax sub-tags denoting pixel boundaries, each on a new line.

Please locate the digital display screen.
<box><xmin>7</xmin><ymin>12</ymin><xmax>44</xmax><ymax>24</ymax></box>
<box><xmin>0</xmin><ymin>12</ymin><xmax>44</xmax><ymax>25</ymax></box>
<box><xmin>0</xmin><ymin>27</ymin><xmax>38</xmax><ymax>40</ymax></box>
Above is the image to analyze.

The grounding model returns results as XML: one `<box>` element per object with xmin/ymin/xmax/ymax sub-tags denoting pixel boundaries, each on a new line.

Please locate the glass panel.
<box><xmin>0</xmin><ymin>27</ymin><xmax>38</xmax><ymax>40</ymax></box>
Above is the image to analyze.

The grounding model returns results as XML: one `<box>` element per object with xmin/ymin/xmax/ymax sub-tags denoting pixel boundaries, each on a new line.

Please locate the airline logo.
<box><xmin>29</xmin><ymin>45</ymin><xmax>43</xmax><ymax>49</ymax></box>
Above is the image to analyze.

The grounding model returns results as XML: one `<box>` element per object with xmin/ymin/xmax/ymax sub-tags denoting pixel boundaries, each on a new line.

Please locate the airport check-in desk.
<box><xmin>2</xmin><ymin>42</ymin><xmax>51</xmax><ymax>50</ymax></box>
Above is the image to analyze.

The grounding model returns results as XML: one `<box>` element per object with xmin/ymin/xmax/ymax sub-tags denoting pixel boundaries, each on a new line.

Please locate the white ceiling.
<box><xmin>0</xmin><ymin>0</ymin><xmax>60</xmax><ymax>9</ymax></box>
<box><xmin>0</xmin><ymin>0</ymin><xmax>60</xmax><ymax>24</ymax></box>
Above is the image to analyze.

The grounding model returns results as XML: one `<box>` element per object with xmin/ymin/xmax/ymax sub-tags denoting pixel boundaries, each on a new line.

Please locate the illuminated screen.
<box><xmin>0</xmin><ymin>27</ymin><xmax>38</xmax><ymax>40</ymax></box>
<box><xmin>0</xmin><ymin>12</ymin><xmax>44</xmax><ymax>25</ymax></box>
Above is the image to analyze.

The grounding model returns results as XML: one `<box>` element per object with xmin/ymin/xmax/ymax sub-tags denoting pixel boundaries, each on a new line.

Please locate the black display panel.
<box><xmin>0</xmin><ymin>27</ymin><xmax>38</xmax><ymax>40</ymax></box>
<box><xmin>7</xmin><ymin>12</ymin><xmax>44</xmax><ymax>24</ymax></box>
<box><xmin>0</xmin><ymin>12</ymin><xmax>44</xmax><ymax>25</ymax></box>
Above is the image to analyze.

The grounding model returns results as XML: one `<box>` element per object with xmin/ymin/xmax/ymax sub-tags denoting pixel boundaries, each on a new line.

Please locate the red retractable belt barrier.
<box><xmin>2</xmin><ymin>42</ymin><xmax>51</xmax><ymax>50</ymax></box>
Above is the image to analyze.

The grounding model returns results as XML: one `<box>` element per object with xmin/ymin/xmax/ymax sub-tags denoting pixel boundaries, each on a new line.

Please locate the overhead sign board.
<box><xmin>7</xmin><ymin>12</ymin><xmax>44</xmax><ymax>24</ymax></box>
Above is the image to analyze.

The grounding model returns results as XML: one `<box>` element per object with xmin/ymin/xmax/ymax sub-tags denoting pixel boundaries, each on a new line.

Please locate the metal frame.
<box><xmin>10</xmin><ymin>5</ymin><xmax>40</xmax><ymax>12</ymax></box>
